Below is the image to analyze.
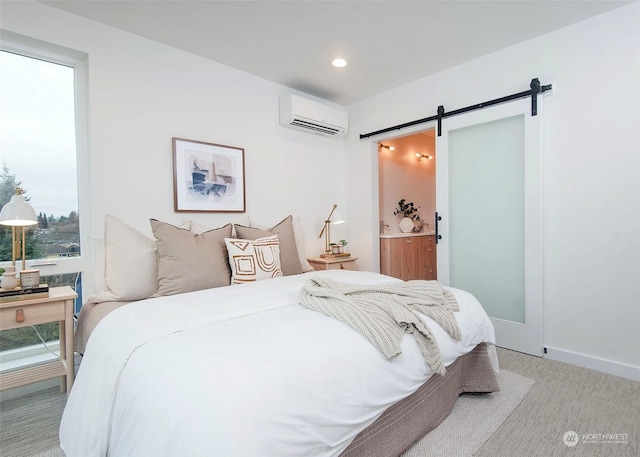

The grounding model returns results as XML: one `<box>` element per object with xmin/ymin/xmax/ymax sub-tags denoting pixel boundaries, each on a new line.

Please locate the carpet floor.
<box><xmin>403</xmin><ymin>369</ymin><xmax>533</xmax><ymax>456</ymax></box>
<box><xmin>475</xmin><ymin>347</ymin><xmax>640</xmax><ymax>457</ymax></box>
<box><xmin>0</xmin><ymin>387</ymin><xmax>66</xmax><ymax>457</ymax></box>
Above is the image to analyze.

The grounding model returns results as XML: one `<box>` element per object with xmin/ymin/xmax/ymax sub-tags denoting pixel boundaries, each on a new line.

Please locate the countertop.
<box><xmin>380</xmin><ymin>230</ymin><xmax>436</xmax><ymax>239</ymax></box>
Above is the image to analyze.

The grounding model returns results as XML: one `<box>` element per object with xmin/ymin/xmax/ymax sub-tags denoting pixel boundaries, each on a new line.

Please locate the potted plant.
<box><xmin>394</xmin><ymin>199</ymin><xmax>420</xmax><ymax>233</ymax></box>
<box><xmin>329</xmin><ymin>240</ymin><xmax>348</xmax><ymax>254</ymax></box>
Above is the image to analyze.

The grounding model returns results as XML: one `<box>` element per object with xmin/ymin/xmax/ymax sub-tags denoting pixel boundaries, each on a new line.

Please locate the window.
<box><xmin>0</xmin><ymin>31</ymin><xmax>90</xmax><ymax>358</ymax></box>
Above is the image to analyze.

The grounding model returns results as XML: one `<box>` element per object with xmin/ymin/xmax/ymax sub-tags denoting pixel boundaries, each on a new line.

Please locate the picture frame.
<box><xmin>172</xmin><ymin>137</ymin><xmax>246</xmax><ymax>213</ymax></box>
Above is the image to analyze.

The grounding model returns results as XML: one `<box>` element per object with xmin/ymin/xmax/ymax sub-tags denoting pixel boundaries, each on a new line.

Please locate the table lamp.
<box><xmin>319</xmin><ymin>203</ymin><xmax>345</xmax><ymax>254</ymax></box>
<box><xmin>0</xmin><ymin>188</ymin><xmax>38</xmax><ymax>271</ymax></box>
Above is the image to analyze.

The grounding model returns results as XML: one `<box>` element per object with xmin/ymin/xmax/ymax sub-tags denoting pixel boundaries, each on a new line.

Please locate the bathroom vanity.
<box><xmin>380</xmin><ymin>232</ymin><xmax>437</xmax><ymax>281</ymax></box>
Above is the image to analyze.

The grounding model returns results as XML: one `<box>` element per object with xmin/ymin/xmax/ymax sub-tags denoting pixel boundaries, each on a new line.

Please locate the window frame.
<box><xmin>0</xmin><ymin>30</ymin><xmax>92</xmax><ymax>297</ymax></box>
<box><xmin>0</xmin><ymin>32</ymin><xmax>92</xmax><ymax>368</ymax></box>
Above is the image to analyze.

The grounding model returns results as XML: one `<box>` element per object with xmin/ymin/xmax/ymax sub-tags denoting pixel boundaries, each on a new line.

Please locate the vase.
<box><xmin>1</xmin><ymin>271</ymin><xmax>19</xmax><ymax>290</ymax></box>
<box><xmin>398</xmin><ymin>217</ymin><xmax>414</xmax><ymax>233</ymax></box>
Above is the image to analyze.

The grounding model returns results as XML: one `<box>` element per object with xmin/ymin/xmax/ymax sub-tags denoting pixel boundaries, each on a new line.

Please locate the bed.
<box><xmin>60</xmin><ymin>216</ymin><xmax>498</xmax><ymax>457</ymax></box>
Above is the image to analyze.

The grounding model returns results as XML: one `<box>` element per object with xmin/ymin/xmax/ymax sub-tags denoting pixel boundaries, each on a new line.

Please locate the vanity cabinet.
<box><xmin>380</xmin><ymin>235</ymin><xmax>437</xmax><ymax>281</ymax></box>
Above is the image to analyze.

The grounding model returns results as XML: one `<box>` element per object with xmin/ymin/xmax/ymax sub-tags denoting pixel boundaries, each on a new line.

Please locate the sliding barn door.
<box><xmin>435</xmin><ymin>98</ymin><xmax>543</xmax><ymax>356</ymax></box>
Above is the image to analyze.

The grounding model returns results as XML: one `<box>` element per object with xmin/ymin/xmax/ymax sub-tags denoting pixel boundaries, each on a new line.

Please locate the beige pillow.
<box><xmin>248</xmin><ymin>216</ymin><xmax>313</xmax><ymax>273</ymax></box>
<box><xmin>188</xmin><ymin>214</ymin><xmax>250</xmax><ymax>236</ymax></box>
<box><xmin>150</xmin><ymin>219</ymin><xmax>232</xmax><ymax>296</ymax></box>
<box><xmin>234</xmin><ymin>215</ymin><xmax>303</xmax><ymax>276</ymax></box>
<box><xmin>88</xmin><ymin>215</ymin><xmax>158</xmax><ymax>303</ymax></box>
<box><xmin>225</xmin><ymin>235</ymin><xmax>283</xmax><ymax>284</ymax></box>
<box><xmin>87</xmin><ymin>218</ymin><xmax>191</xmax><ymax>303</ymax></box>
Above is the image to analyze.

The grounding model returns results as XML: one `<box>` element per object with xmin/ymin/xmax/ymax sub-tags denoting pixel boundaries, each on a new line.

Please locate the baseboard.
<box><xmin>544</xmin><ymin>346</ymin><xmax>640</xmax><ymax>382</ymax></box>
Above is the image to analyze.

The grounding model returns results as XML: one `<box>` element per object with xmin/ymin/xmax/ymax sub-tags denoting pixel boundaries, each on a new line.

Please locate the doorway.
<box><xmin>378</xmin><ymin>129</ymin><xmax>438</xmax><ymax>281</ymax></box>
<box><xmin>378</xmin><ymin>131</ymin><xmax>436</xmax><ymax>234</ymax></box>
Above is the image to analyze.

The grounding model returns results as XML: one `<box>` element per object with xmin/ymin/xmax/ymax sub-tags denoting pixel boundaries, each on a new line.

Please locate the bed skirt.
<box><xmin>341</xmin><ymin>342</ymin><xmax>499</xmax><ymax>457</ymax></box>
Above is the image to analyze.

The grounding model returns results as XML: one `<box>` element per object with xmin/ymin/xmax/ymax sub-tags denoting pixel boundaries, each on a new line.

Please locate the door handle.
<box><xmin>435</xmin><ymin>212</ymin><xmax>442</xmax><ymax>244</ymax></box>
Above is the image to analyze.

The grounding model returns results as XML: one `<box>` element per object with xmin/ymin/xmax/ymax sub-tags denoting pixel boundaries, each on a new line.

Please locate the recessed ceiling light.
<box><xmin>332</xmin><ymin>58</ymin><xmax>348</xmax><ymax>68</ymax></box>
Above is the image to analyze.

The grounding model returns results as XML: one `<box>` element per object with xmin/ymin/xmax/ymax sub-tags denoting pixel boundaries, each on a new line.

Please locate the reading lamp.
<box><xmin>0</xmin><ymin>188</ymin><xmax>38</xmax><ymax>271</ymax></box>
<box><xmin>319</xmin><ymin>203</ymin><xmax>345</xmax><ymax>254</ymax></box>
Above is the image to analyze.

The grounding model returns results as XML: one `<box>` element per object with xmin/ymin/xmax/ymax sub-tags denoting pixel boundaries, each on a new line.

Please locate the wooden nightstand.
<box><xmin>308</xmin><ymin>257</ymin><xmax>358</xmax><ymax>271</ymax></box>
<box><xmin>0</xmin><ymin>286</ymin><xmax>77</xmax><ymax>395</ymax></box>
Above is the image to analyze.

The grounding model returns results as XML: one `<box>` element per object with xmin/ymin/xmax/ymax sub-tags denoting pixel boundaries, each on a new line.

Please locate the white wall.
<box><xmin>1</xmin><ymin>1</ymin><xmax>347</xmax><ymax>289</ymax></box>
<box><xmin>346</xmin><ymin>2</ymin><xmax>640</xmax><ymax>377</ymax></box>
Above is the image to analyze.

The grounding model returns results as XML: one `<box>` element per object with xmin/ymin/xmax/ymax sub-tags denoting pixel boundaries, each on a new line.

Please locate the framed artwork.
<box><xmin>172</xmin><ymin>137</ymin><xmax>246</xmax><ymax>212</ymax></box>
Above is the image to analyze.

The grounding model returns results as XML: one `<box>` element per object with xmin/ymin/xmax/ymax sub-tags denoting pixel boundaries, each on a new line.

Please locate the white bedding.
<box><xmin>60</xmin><ymin>270</ymin><xmax>496</xmax><ymax>457</ymax></box>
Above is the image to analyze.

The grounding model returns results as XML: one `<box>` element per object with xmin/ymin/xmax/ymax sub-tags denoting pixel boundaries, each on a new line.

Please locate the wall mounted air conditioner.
<box><xmin>279</xmin><ymin>94</ymin><xmax>348</xmax><ymax>138</ymax></box>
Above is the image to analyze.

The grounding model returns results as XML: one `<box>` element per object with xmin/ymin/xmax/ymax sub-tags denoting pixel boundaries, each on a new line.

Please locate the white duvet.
<box><xmin>60</xmin><ymin>270</ymin><xmax>496</xmax><ymax>457</ymax></box>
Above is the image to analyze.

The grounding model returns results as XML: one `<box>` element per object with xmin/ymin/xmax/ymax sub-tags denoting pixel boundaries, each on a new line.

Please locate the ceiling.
<box><xmin>43</xmin><ymin>1</ymin><xmax>630</xmax><ymax>106</ymax></box>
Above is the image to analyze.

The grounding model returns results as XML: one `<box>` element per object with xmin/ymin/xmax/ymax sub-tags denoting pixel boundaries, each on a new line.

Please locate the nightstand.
<box><xmin>308</xmin><ymin>257</ymin><xmax>358</xmax><ymax>271</ymax></box>
<box><xmin>0</xmin><ymin>286</ymin><xmax>77</xmax><ymax>395</ymax></box>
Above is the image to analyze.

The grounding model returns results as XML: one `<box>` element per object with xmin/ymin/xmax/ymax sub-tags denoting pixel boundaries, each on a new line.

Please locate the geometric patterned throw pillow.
<box><xmin>225</xmin><ymin>235</ymin><xmax>283</xmax><ymax>284</ymax></box>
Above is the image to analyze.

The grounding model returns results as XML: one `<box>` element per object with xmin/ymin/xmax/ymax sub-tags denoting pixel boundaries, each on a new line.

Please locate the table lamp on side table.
<box><xmin>0</xmin><ymin>188</ymin><xmax>38</xmax><ymax>288</ymax></box>
<box><xmin>318</xmin><ymin>203</ymin><xmax>345</xmax><ymax>256</ymax></box>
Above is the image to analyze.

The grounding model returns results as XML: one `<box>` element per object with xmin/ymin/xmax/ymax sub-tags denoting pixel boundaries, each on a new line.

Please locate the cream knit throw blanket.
<box><xmin>299</xmin><ymin>277</ymin><xmax>461</xmax><ymax>375</ymax></box>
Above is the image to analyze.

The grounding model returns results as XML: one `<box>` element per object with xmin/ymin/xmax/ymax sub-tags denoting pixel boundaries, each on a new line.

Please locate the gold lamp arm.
<box><xmin>21</xmin><ymin>225</ymin><xmax>27</xmax><ymax>271</ymax></box>
<box><xmin>12</xmin><ymin>226</ymin><xmax>17</xmax><ymax>268</ymax></box>
<box><xmin>319</xmin><ymin>204</ymin><xmax>338</xmax><ymax>253</ymax></box>
<box><xmin>9</xmin><ymin>225</ymin><xmax>28</xmax><ymax>271</ymax></box>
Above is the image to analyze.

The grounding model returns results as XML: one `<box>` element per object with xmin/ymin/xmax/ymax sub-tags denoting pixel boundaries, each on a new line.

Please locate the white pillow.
<box><xmin>225</xmin><ymin>235</ymin><xmax>283</xmax><ymax>284</ymax></box>
<box><xmin>292</xmin><ymin>217</ymin><xmax>314</xmax><ymax>273</ymax></box>
<box><xmin>88</xmin><ymin>237</ymin><xmax>106</xmax><ymax>293</ymax></box>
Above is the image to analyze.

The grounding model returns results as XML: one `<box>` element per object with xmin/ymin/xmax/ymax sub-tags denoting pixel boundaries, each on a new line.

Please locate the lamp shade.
<box><xmin>0</xmin><ymin>194</ymin><xmax>37</xmax><ymax>226</ymax></box>
<box><xmin>331</xmin><ymin>209</ymin><xmax>346</xmax><ymax>225</ymax></box>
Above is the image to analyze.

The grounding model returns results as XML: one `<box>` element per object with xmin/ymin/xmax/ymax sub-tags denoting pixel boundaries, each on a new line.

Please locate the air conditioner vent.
<box><xmin>290</xmin><ymin>118</ymin><xmax>341</xmax><ymax>135</ymax></box>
